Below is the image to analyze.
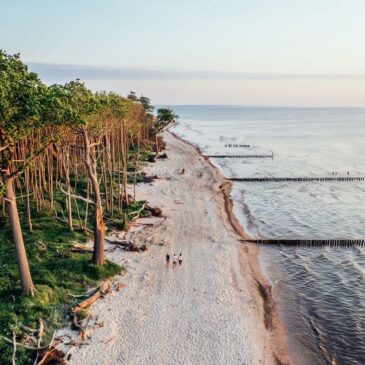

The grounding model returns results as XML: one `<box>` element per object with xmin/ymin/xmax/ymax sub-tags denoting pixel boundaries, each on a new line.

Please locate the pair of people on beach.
<box><xmin>166</xmin><ymin>253</ymin><xmax>183</xmax><ymax>268</ymax></box>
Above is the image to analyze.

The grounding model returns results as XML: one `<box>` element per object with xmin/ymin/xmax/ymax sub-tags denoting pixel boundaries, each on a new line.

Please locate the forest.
<box><xmin>0</xmin><ymin>50</ymin><xmax>177</xmax><ymax>364</ymax></box>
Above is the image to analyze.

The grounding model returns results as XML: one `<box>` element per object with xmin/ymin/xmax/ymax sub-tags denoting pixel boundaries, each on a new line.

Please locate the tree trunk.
<box><xmin>121</xmin><ymin>124</ymin><xmax>129</xmax><ymax>206</ymax></box>
<box><xmin>93</xmin><ymin>204</ymin><xmax>105</xmax><ymax>265</ymax></box>
<box><xmin>3</xmin><ymin>171</ymin><xmax>35</xmax><ymax>296</ymax></box>
<box><xmin>155</xmin><ymin>133</ymin><xmax>159</xmax><ymax>155</ymax></box>
<box><xmin>25</xmin><ymin>168</ymin><xmax>33</xmax><ymax>232</ymax></box>
<box><xmin>82</xmin><ymin>129</ymin><xmax>105</xmax><ymax>266</ymax></box>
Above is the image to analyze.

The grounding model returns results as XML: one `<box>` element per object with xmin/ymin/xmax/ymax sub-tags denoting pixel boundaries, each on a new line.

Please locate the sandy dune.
<box><xmin>60</xmin><ymin>131</ymin><xmax>287</xmax><ymax>365</ymax></box>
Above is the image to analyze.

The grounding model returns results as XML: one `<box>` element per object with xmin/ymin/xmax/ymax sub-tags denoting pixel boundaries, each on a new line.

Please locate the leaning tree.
<box><xmin>153</xmin><ymin>108</ymin><xmax>179</xmax><ymax>154</ymax></box>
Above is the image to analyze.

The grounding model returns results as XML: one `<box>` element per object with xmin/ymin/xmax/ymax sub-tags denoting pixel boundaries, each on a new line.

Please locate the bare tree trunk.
<box><xmin>93</xmin><ymin>204</ymin><xmax>105</xmax><ymax>265</ymax></box>
<box><xmin>121</xmin><ymin>124</ymin><xmax>129</xmax><ymax>206</ymax></box>
<box><xmin>25</xmin><ymin>168</ymin><xmax>33</xmax><ymax>232</ymax></box>
<box><xmin>133</xmin><ymin>128</ymin><xmax>141</xmax><ymax>201</ymax></box>
<box><xmin>84</xmin><ymin>179</ymin><xmax>90</xmax><ymax>229</ymax></box>
<box><xmin>82</xmin><ymin>128</ymin><xmax>105</xmax><ymax>266</ymax></box>
<box><xmin>63</xmin><ymin>148</ymin><xmax>73</xmax><ymax>232</ymax></box>
<box><xmin>155</xmin><ymin>133</ymin><xmax>159</xmax><ymax>155</ymax></box>
<box><xmin>3</xmin><ymin>170</ymin><xmax>35</xmax><ymax>296</ymax></box>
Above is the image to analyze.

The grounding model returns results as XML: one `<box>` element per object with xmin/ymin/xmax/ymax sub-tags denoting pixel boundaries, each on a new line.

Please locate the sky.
<box><xmin>1</xmin><ymin>0</ymin><xmax>365</xmax><ymax>106</ymax></box>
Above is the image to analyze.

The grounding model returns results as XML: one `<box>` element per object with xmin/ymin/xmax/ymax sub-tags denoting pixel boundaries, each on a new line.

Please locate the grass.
<box><xmin>0</xmin><ymin>148</ymin><xmax>155</xmax><ymax>364</ymax></box>
<box><xmin>0</xmin><ymin>208</ymin><xmax>121</xmax><ymax>364</ymax></box>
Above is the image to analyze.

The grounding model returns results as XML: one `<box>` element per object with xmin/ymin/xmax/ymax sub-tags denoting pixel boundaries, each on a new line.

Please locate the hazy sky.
<box><xmin>2</xmin><ymin>0</ymin><xmax>365</xmax><ymax>106</ymax></box>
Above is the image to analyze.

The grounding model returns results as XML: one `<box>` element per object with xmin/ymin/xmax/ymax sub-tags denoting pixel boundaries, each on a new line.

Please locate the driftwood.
<box><xmin>1</xmin><ymin>330</ymin><xmax>57</xmax><ymax>364</ymax></box>
<box><xmin>0</xmin><ymin>335</ymin><xmax>50</xmax><ymax>351</ymax></box>
<box><xmin>68</xmin><ymin>287</ymin><xmax>98</xmax><ymax>299</ymax></box>
<box><xmin>128</xmin><ymin>203</ymin><xmax>146</xmax><ymax>221</ymax></box>
<box><xmin>71</xmin><ymin>280</ymin><xmax>112</xmax><ymax>314</ymax></box>
<box><xmin>33</xmin><ymin>318</ymin><xmax>44</xmax><ymax>365</ymax></box>
<box><xmin>71</xmin><ymin>314</ymin><xmax>86</xmax><ymax>339</ymax></box>
<box><xmin>37</xmin><ymin>319</ymin><xmax>44</xmax><ymax>348</ymax></box>
<box><xmin>145</xmin><ymin>204</ymin><xmax>162</xmax><ymax>217</ymax></box>
<box><xmin>19</xmin><ymin>323</ymin><xmax>38</xmax><ymax>333</ymax></box>
<box><xmin>36</xmin><ymin>332</ymin><xmax>61</xmax><ymax>365</ymax></box>
<box><xmin>71</xmin><ymin>243</ymin><xmax>93</xmax><ymax>253</ymax></box>
<box><xmin>114</xmin><ymin>282</ymin><xmax>125</xmax><ymax>291</ymax></box>
<box><xmin>37</xmin><ymin>348</ymin><xmax>65</xmax><ymax>365</ymax></box>
<box><xmin>143</xmin><ymin>174</ymin><xmax>158</xmax><ymax>183</ymax></box>
<box><xmin>108</xmin><ymin>239</ymin><xmax>147</xmax><ymax>252</ymax></box>
<box><xmin>157</xmin><ymin>152</ymin><xmax>168</xmax><ymax>159</ymax></box>
<box><xmin>12</xmin><ymin>331</ymin><xmax>16</xmax><ymax>365</ymax></box>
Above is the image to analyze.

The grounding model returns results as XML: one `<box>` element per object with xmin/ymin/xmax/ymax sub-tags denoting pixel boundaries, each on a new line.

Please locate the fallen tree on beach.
<box><xmin>71</xmin><ymin>280</ymin><xmax>112</xmax><ymax>314</ymax></box>
<box><xmin>107</xmin><ymin>238</ymin><xmax>148</xmax><ymax>252</ymax></box>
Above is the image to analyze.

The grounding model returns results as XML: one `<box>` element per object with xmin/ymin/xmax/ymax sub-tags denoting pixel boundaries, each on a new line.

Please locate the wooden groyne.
<box><xmin>224</xmin><ymin>144</ymin><xmax>250</xmax><ymax>148</ymax></box>
<box><xmin>230</xmin><ymin>176</ymin><xmax>364</xmax><ymax>182</ymax></box>
<box><xmin>206</xmin><ymin>154</ymin><xmax>273</xmax><ymax>159</ymax></box>
<box><xmin>243</xmin><ymin>239</ymin><xmax>365</xmax><ymax>247</ymax></box>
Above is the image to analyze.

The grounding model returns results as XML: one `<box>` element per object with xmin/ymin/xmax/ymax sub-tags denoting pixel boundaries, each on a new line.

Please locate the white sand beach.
<box><xmin>58</xmin><ymin>131</ymin><xmax>289</xmax><ymax>365</ymax></box>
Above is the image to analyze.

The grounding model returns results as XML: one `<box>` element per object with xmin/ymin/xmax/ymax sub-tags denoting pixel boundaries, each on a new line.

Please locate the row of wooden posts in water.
<box><xmin>216</xmin><ymin>142</ymin><xmax>364</xmax><ymax>247</ymax></box>
<box><xmin>206</xmin><ymin>153</ymin><xmax>274</xmax><ymax>158</ymax></box>
<box><xmin>230</xmin><ymin>176</ymin><xmax>365</xmax><ymax>182</ymax></box>
<box><xmin>243</xmin><ymin>239</ymin><xmax>365</xmax><ymax>247</ymax></box>
<box><xmin>224</xmin><ymin>144</ymin><xmax>250</xmax><ymax>148</ymax></box>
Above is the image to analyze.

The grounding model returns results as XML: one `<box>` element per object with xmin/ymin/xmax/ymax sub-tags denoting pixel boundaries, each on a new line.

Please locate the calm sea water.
<box><xmin>169</xmin><ymin>106</ymin><xmax>365</xmax><ymax>365</ymax></box>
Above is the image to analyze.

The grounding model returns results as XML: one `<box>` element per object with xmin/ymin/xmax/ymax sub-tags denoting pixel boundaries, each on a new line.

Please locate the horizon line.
<box><xmin>27</xmin><ymin>62</ymin><xmax>365</xmax><ymax>81</ymax></box>
<box><xmin>156</xmin><ymin>104</ymin><xmax>365</xmax><ymax>109</ymax></box>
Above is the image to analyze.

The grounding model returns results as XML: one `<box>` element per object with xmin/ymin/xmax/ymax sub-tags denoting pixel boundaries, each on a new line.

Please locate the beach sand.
<box><xmin>59</xmin><ymin>130</ymin><xmax>290</xmax><ymax>365</ymax></box>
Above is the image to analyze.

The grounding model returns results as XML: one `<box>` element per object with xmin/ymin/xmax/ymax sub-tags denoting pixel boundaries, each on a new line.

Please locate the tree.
<box><xmin>154</xmin><ymin>108</ymin><xmax>179</xmax><ymax>154</ymax></box>
<box><xmin>138</xmin><ymin>95</ymin><xmax>154</xmax><ymax>114</ymax></box>
<box><xmin>156</xmin><ymin>108</ymin><xmax>178</xmax><ymax>124</ymax></box>
<box><xmin>0</xmin><ymin>51</ymin><xmax>49</xmax><ymax>295</ymax></box>
<box><xmin>127</xmin><ymin>91</ymin><xmax>138</xmax><ymax>101</ymax></box>
<box><xmin>62</xmin><ymin>81</ymin><xmax>107</xmax><ymax>266</ymax></box>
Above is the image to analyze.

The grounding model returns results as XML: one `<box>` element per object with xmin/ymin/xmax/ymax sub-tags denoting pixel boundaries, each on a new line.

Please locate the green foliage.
<box><xmin>0</xmin><ymin>206</ymin><xmax>121</xmax><ymax>365</ymax></box>
<box><xmin>127</xmin><ymin>91</ymin><xmax>153</xmax><ymax>114</ymax></box>
<box><xmin>127</xmin><ymin>90</ymin><xmax>138</xmax><ymax>101</ymax></box>
<box><xmin>138</xmin><ymin>96</ymin><xmax>154</xmax><ymax>113</ymax></box>
<box><xmin>155</xmin><ymin>108</ymin><xmax>179</xmax><ymax>133</ymax></box>
<box><xmin>157</xmin><ymin>108</ymin><xmax>178</xmax><ymax>123</ymax></box>
<box><xmin>62</xmin><ymin>80</ymin><xmax>99</xmax><ymax>128</ymax></box>
<box><xmin>0</xmin><ymin>50</ymin><xmax>46</xmax><ymax>140</ymax></box>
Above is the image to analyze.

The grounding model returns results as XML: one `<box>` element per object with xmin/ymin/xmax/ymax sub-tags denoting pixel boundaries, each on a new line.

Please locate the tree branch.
<box><xmin>0</xmin><ymin>144</ymin><xmax>12</xmax><ymax>153</ymax></box>
<box><xmin>9</xmin><ymin>141</ymin><xmax>54</xmax><ymax>180</ymax></box>
<box><xmin>57</xmin><ymin>183</ymin><xmax>95</xmax><ymax>205</ymax></box>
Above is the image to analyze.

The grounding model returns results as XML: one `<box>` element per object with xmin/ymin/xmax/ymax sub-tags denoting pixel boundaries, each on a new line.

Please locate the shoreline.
<box><xmin>58</xmin><ymin>129</ymin><xmax>290</xmax><ymax>364</ymax></box>
<box><xmin>169</xmin><ymin>129</ymin><xmax>250</xmax><ymax>240</ymax></box>
<box><xmin>169</xmin><ymin>129</ymin><xmax>291</xmax><ymax>364</ymax></box>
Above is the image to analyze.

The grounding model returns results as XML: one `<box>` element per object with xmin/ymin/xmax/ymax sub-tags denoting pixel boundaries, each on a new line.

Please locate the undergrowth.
<box><xmin>0</xmin><ymin>148</ymin><xmax>154</xmax><ymax>364</ymax></box>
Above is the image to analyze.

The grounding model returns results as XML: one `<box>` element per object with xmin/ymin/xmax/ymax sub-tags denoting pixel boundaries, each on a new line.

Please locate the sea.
<box><xmin>168</xmin><ymin>105</ymin><xmax>365</xmax><ymax>365</ymax></box>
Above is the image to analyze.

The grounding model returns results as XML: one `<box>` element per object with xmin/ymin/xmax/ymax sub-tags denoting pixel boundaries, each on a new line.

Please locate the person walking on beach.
<box><xmin>166</xmin><ymin>253</ymin><xmax>170</xmax><ymax>266</ymax></box>
<box><xmin>172</xmin><ymin>254</ymin><xmax>178</xmax><ymax>268</ymax></box>
<box><xmin>178</xmin><ymin>253</ymin><xmax>183</xmax><ymax>266</ymax></box>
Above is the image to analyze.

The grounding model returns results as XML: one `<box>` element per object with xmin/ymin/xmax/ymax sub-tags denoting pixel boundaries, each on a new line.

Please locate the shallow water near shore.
<box><xmin>169</xmin><ymin>105</ymin><xmax>365</xmax><ymax>365</ymax></box>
